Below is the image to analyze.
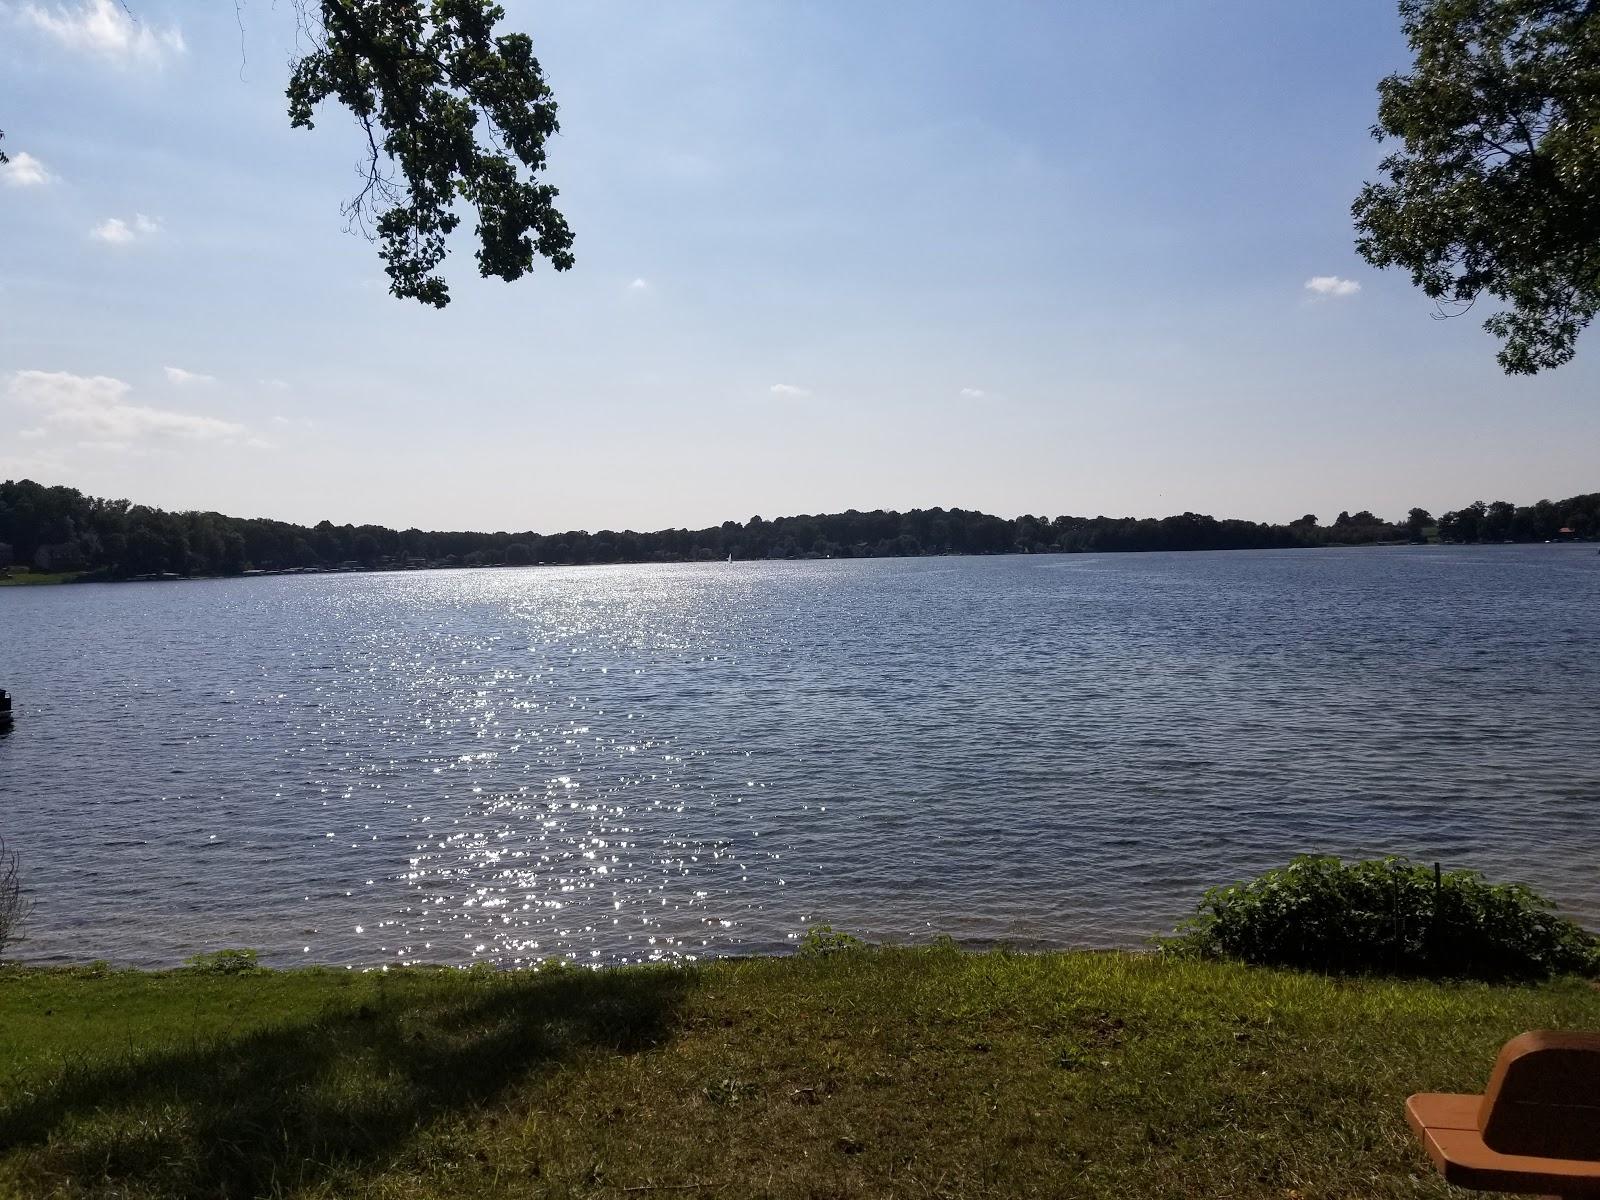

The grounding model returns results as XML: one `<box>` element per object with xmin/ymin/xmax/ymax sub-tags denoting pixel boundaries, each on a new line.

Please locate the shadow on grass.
<box><xmin>0</xmin><ymin>966</ymin><xmax>692</xmax><ymax>1197</ymax></box>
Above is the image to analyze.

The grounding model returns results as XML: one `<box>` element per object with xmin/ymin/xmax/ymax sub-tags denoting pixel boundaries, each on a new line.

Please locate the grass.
<box><xmin>0</xmin><ymin>569</ymin><xmax>84</xmax><ymax>586</ymax></box>
<box><xmin>1</xmin><ymin>948</ymin><xmax>1597</xmax><ymax>1199</ymax></box>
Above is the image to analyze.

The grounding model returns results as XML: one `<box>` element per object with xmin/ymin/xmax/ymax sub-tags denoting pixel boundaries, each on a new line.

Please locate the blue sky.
<box><xmin>2</xmin><ymin>0</ymin><xmax>1596</xmax><ymax>532</ymax></box>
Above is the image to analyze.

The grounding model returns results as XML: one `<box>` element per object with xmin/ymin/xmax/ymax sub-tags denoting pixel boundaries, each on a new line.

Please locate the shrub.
<box><xmin>183</xmin><ymin>948</ymin><xmax>262</xmax><ymax>974</ymax></box>
<box><xmin>1165</xmin><ymin>855</ymin><xmax>1599</xmax><ymax>981</ymax></box>
<box><xmin>0</xmin><ymin>838</ymin><xmax>30</xmax><ymax>960</ymax></box>
<box><xmin>797</xmin><ymin>925</ymin><xmax>865</xmax><ymax>956</ymax></box>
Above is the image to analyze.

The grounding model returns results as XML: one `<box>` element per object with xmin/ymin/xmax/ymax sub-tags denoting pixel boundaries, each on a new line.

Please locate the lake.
<box><xmin>2</xmin><ymin>545</ymin><xmax>1597</xmax><ymax>968</ymax></box>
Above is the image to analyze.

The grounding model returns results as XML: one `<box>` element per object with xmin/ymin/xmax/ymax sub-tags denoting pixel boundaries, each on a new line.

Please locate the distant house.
<box><xmin>1556</xmin><ymin>527</ymin><xmax>1576</xmax><ymax>540</ymax></box>
<box><xmin>33</xmin><ymin>541</ymin><xmax>87</xmax><ymax>572</ymax></box>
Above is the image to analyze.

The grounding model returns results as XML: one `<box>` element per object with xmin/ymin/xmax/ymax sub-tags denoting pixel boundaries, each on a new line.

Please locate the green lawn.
<box><xmin>1</xmin><ymin>948</ymin><xmax>1596</xmax><ymax>1199</ymax></box>
<box><xmin>0</xmin><ymin>569</ymin><xmax>84</xmax><ymax>586</ymax></box>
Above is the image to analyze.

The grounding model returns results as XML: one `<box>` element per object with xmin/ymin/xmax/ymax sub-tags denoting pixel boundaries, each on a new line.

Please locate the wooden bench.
<box><xmin>1407</xmin><ymin>1031</ymin><xmax>1600</xmax><ymax>1197</ymax></box>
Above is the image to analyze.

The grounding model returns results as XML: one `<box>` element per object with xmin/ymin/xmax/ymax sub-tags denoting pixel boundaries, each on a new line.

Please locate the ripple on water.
<box><xmin>1</xmin><ymin>546</ymin><xmax>1598</xmax><ymax>967</ymax></box>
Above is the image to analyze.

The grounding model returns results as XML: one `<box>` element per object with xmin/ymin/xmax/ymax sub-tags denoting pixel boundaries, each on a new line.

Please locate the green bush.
<box><xmin>183</xmin><ymin>948</ymin><xmax>261</xmax><ymax>975</ymax></box>
<box><xmin>1165</xmin><ymin>856</ymin><xmax>1599</xmax><ymax>981</ymax></box>
<box><xmin>797</xmin><ymin>925</ymin><xmax>865</xmax><ymax>956</ymax></box>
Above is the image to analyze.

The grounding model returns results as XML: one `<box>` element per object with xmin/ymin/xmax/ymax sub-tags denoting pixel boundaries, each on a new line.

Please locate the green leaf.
<box><xmin>287</xmin><ymin>0</ymin><xmax>574</xmax><ymax>306</ymax></box>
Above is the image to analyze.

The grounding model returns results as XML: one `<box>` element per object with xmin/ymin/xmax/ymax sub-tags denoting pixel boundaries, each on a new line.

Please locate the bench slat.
<box><xmin>1408</xmin><ymin>1094</ymin><xmax>1600</xmax><ymax>1197</ymax></box>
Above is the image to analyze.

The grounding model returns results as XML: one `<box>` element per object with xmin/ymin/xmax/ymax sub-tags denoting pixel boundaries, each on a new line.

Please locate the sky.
<box><xmin>1</xmin><ymin>0</ymin><xmax>1596</xmax><ymax>534</ymax></box>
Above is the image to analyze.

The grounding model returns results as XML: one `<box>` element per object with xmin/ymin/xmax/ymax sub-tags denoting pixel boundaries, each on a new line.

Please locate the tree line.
<box><xmin>0</xmin><ymin>479</ymin><xmax>1595</xmax><ymax>580</ymax></box>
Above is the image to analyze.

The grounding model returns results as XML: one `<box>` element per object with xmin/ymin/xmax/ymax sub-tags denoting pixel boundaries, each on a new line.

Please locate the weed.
<box><xmin>182</xmin><ymin>948</ymin><xmax>262</xmax><ymax>975</ymax></box>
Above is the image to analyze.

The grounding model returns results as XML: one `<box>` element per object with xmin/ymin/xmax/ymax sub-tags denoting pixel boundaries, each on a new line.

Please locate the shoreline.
<box><xmin>5</xmin><ymin>537</ymin><xmax>1593</xmax><ymax>589</ymax></box>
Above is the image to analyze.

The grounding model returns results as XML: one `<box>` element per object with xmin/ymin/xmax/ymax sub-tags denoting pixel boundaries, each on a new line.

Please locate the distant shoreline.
<box><xmin>4</xmin><ymin>535</ymin><xmax>1594</xmax><ymax>589</ymax></box>
<box><xmin>3</xmin><ymin>478</ymin><xmax>1596</xmax><ymax>585</ymax></box>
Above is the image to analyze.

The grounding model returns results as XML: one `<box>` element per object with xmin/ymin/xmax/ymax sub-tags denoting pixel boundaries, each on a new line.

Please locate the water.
<box><xmin>1</xmin><ymin>545</ymin><xmax>1597</xmax><ymax>968</ymax></box>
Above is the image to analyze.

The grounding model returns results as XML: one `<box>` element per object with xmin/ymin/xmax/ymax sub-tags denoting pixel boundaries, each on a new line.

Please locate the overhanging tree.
<box><xmin>1353</xmin><ymin>0</ymin><xmax>1600</xmax><ymax>374</ymax></box>
<box><xmin>6</xmin><ymin>1</ymin><xmax>573</xmax><ymax>307</ymax></box>
<box><xmin>287</xmin><ymin>0</ymin><xmax>574</xmax><ymax>306</ymax></box>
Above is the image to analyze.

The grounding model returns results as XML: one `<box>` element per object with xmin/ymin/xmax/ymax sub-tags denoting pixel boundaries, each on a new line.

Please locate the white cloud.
<box><xmin>0</xmin><ymin>446</ymin><xmax>70</xmax><ymax>480</ymax></box>
<box><xmin>18</xmin><ymin>427</ymin><xmax>48</xmax><ymax>440</ymax></box>
<box><xmin>960</xmin><ymin>387</ymin><xmax>986</xmax><ymax>400</ymax></box>
<box><xmin>164</xmin><ymin>366</ymin><xmax>215</xmax><ymax>386</ymax></box>
<box><xmin>91</xmin><ymin>213</ymin><xmax>159</xmax><ymax>244</ymax></box>
<box><xmin>91</xmin><ymin>218</ymin><xmax>133</xmax><ymax>244</ymax></box>
<box><xmin>259</xmin><ymin>378</ymin><xmax>290</xmax><ymax>391</ymax></box>
<box><xmin>1</xmin><ymin>152</ymin><xmax>53</xmax><ymax>187</ymax></box>
<box><xmin>627</xmin><ymin>277</ymin><xmax>650</xmax><ymax>291</ymax></box>
<box><xmin>1305</xmin><ymin>275</ymin><xmax>1361</xmax><ymax>298</ymax></box>
<box><xmin>769</xmin><ymin>383</ymin><xmax>810</xmax><ymax>398</ymax></box>
<box><xmin>21</xmin><ymin>0</ymin><xmax>185</xmax><ymax>65</ymax></box>
<box><xmin>7</xmin><ymin>369</ymin><xmax>251</xmax><ymax>443</ymax></box>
